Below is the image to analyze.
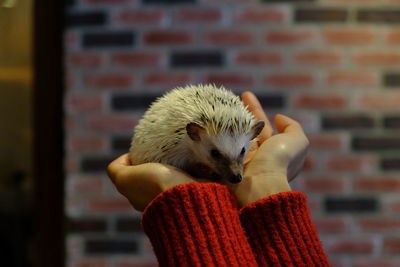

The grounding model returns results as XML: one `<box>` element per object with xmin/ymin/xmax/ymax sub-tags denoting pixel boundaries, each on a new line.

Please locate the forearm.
<box><xmin>239</xmin><ymin>191</ymin><xmax>330</xmax><ymax>267</ymax></box>
<box><xmin>142</xmin><ymin>182</ymin><xmax>258</xmax><ymax>267</ymax></box>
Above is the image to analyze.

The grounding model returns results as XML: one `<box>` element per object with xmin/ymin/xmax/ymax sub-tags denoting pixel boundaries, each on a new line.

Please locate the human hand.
<box><xmin>107</xmin><ymin>154</ymin><xmax>196</xmax><ymax>211</ymax></box>
<box><xmin>229</xmin><ymin>92</ymin><xmax>309</xmax><ymax>207</ymax></box>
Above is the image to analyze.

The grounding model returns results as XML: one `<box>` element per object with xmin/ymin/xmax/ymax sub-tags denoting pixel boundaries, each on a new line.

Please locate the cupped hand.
<box><xmin>229</xmin><ymin>92</ymin><xmax>309</xmax><ymax>207</ymax></box>
<box><xmin>107</xmin><ymin>154</ymin><xmax>196</xmax><ymax>211</ymax></box>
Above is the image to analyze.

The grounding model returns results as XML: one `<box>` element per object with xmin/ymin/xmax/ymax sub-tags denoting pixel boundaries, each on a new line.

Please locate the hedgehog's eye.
<box><xmin>240</xmin><ymin>147</ymin><xmax>245</xmax><ymax>156</ymax></box>
<box><xmin>211</xmin><ymin>149</ymin><xmax>221</xmax><ymax>159</ymax></box>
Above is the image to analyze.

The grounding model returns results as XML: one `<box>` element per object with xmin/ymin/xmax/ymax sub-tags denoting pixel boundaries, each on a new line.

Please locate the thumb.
<box><xmin>274</xmin><ymin>114</ymin><xmax>303</xmax><ymax>134</ymax></box>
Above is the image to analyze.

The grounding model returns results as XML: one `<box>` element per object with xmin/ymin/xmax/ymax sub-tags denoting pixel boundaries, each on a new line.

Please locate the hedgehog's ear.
<box><xmin>186</xmin><ymin>123</ymin><xmax>206</xmax><ymax>142</ymax></box>
<box><xmin>251</xmin><ymin>121</ymin><xmax>265</xmax><ymax>140</ymax></box>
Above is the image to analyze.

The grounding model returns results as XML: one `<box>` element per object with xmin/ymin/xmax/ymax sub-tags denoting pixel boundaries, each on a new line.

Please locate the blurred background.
<box><xmin>2</xmin><ymin>0</ymin><xmax>400</xmax><ymax>266</ymax></box>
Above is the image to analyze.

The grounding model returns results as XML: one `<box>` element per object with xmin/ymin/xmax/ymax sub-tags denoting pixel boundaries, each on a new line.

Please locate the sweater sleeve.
<box><xmin>142</xmin><ymin>182</ymin><xmax>258</xmax><ymax>267</ymax></box>
<box><xmin>239</xmin><ymin>191</ymin><xmax>330</xmax><ymax>267</ymax></box>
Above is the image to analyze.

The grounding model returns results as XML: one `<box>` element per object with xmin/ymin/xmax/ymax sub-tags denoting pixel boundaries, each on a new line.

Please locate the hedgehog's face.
<box><xmin>186</xmin><ymin>121</ymin><xmax>264</xmax><ymax>184</ymax></box>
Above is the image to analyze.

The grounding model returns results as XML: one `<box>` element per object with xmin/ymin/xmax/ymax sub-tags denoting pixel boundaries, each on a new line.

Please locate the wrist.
<box><xmin>239</xmin><ymin>172</ymin><xmax>292</xmax><ymax>207</ymax></box>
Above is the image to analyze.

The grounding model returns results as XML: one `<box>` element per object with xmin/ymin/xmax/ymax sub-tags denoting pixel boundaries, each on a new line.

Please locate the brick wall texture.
<box><xmin>65</xmin><ymin>0</ymin><xmax>400</xmax><ymax>266</ymax></box>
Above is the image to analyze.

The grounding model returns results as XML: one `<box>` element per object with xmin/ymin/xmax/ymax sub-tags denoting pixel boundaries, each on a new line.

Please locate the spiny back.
<box><xmin>130</xmin><ymin>84</ymin><xmax>256</xmax><ymax>165</ymax></box>
<box><xmin>144</xmin><ymin>84</ymin><xmax>255</xmax><ymax>135</ymax></box>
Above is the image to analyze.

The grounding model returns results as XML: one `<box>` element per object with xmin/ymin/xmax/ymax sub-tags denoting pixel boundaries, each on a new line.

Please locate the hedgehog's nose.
<box><xmin>229</xmin><ymin>174</ymin><xmax>242</xmax><ymax>184</ymax></box>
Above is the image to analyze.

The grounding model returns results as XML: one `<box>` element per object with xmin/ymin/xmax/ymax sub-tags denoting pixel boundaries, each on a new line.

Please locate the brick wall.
<box><xmin>65</xmin><ymin>0</ymin><xmax>400</xmax><ymax>266</ymax></box>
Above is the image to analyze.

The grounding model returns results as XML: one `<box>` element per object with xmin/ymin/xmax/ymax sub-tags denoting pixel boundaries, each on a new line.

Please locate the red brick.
<box><xmin>326</xmin><ymin>155</ymin><xmax>376</xmax><ymax>172</ymax></box>
<box><xmin>235</xmin><ymin>7</ymin><xmax>287</xmax><ymax>24</ymax></box>
<box><xmin>67</xmin><ymin>136</ymin><xmax>106</xmax><ymax>153</ymax></box>
<box><xmin>85</xmin><ymin>74</ymin><xmax>134</xmax><ymax>89</ymax></box>
<box><xmin>265</xmin><ymin>29</ymin><xmax>315</xmax><ymax>45</ymax></box>
<box><xmin>205</xmin><ymin>30</ymin><xmax>255</xmax><ymax>46</ymax></box>
<box><xmin>143</xmin><ymin>31</ymin><xmax>193</xmax><ymax>45</ymax></box>
<box><xmin>323</xmin><ymin>28</ymin><xmax>375</xmax><ymax>45</ymax></box>
<box><xmin>85</xmin><ymin>0</ymin><xmax>136</xmax><ymax>4</ymax></box>
<box><xmin>354</xmin><ymin>259</ymin><xmax>400</xmax><ymax>267</ymax></box>
<box><xmin>326</xmin><ymin>71</ymin><xmax>378</xmax><ymax>88</ymax></box>
<box><xmin>204</xmin><ymin>73</ymin><xmax>254</xmax><ymax>88</ymax></box>
<box><xmin>303</xmin><ymin>156</ymin><xmax>315</xmax><ymax>171</ymax></box>
<box><xmin>384</xmin><ymin>238</ymin><xmax>400</xmax><ymax>254</ymax></box>
<box><xmin>383</xmin><ymin>199</ymin><xmax>400</xmax><ymax>212</ymax></box>
<box><xmin>383</xmin><ymin>199</ymin><xmax>400</xmax><ymax>213</ymax></box>
<box><xmin>314</xmin><ymin>217</ymin><xmax>347</xmax><ymax>233</ymax></box>
<box><xmin>86</xmin><ymin>197</ymin><xmax>133</xmax><ymax>213</ymax></box>
<box><xmin>355</xmin><ymin>175</ymin><xmax>400</xmax><ymax>192</ymax></box>
<box><xmin>87</xmin><ymin>115</ymin><xmax>136</xmax><ymax>133</ymax></box>
<box><xmin>69</xmin><ymin>176</ymin><xmax>105</xmax><ymax>194</ymax></box>
<box><xmin>264</xmin><ymin>73</ymin><xmax>314</xmax><ymax>88</ymax></box>
<box><xmin>67</xmin><ymin>95</ymin><xmax>104</xmax><ymax>112</ymax></box>
<box><xmin>294</xmin><ymin>95</ymin><xmax>347</xmax><ymax>109</ymax></box>
<box><xmin>309</xmin><ymin>133</ymin><xmax>347</xmax><ymax>150</ymax></box>
<box><xmin>69</xmin><ymin>257</ymin><xmax>108</xmax><ymax>267</ymax></box>
<box><xmin>298</xmin><ymin>177</ymin><xmax>345</xmax><ymax>192</ymax></box>
<box><xmin>144</xmin><ymin>72</ymin><xmax>193</xmax><ymax>88</ymax></box>
<box><xmin>353</xmin><ymin>52</ymin><xmax>400</xmax><ymax>66</ymax></box>
<box><xmin>357</xmin><ymin>93</ymin><xmax>400</xmax><ymax>110</ymax></box>
<box><xmin>235</xmin><ymin>51</ymin><xmax>282</xmax><ymax>65</ymax></box>
<box><xmin>67</xmin><ymin>53</ymin><xmax>103</xmax><ymax>68</ymax></box>
<box><xmin>387</xmin><ymin>29</ymin><xmax>400</xmax><ymax>44</ymax></box>
<box><xmin>328</xmin><ymin>239</ymin><xmax>374</xmax><ymax>254</ymax></box>
<box><xmin>112</xmin><ymin>52</ymin><xmax>162</xmax><ymax>67</ymax></box>
<box><xmin>388</xmin><ymin>203</ymin><xmax>400</xmax><ymax>214</ymax></box>
<box><xmin>115</xmin><ymin>10</ymin><xmax>165</xmax><ymax>26</ymax></box>
<box><xmin>295</xmin><ymin>51</ymin><xmax>342</xmax><ymax>66</ymax></box>
<box><xmin>358</xmin><ymin>218</ymin><xmax>400</xmax><ymax>233</ymax></box>
<box><xmin>175</xmin><ymin>8</ymin><xmax>222</xmax><ymax>24</ymax></box>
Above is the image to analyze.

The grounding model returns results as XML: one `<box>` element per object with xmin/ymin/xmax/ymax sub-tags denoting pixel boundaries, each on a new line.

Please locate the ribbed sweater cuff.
<box><xmin>239</xmin><ymin>191</ymin><xmax>330</xmax><ymax>267</ymax></box>
<box><xmin>142</xmin><ymin>182</ymin><xmax>258</xmax><ymax>267</ymax></box>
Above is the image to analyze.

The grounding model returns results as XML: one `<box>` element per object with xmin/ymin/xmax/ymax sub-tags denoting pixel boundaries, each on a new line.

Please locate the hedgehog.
<box><xmin>129</xmin><ymin>84</ymin><xmax>265</xmax><ymax>184</ymax></box>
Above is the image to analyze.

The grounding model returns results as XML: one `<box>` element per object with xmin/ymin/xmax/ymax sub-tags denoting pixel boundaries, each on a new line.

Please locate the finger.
<box><xmin>244</xmin><ymin>148</ymin><xmax>257</xmax><ymax>165</ymax></box>
<box><xmin>274</xmin><ymin>114</ymin><xmax>304</xmax><ymax>134</ymax></box>
<box><xmin>241</xmin><ymin>91</ymin><xmax>274</xmax><ymax>140</ymax></box>
<box><xmin>107</xmin><ymin>154</ymin><xmax>132</xmax><ymax>178</ymax></box>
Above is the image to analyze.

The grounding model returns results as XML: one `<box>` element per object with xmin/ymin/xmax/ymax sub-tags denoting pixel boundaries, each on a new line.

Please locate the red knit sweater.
<box><xmin>142</xmin><ymin>182</ymin><xmax>329</xmax><ymax>267</ymax></box>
